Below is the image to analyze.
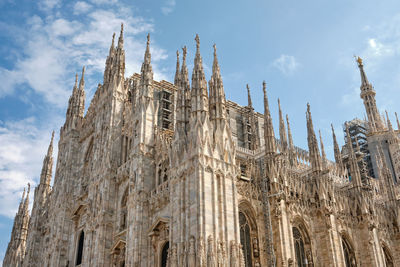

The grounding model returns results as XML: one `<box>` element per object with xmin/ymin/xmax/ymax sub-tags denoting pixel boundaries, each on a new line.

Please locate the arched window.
<box><xmin>120</xmin><ymin>187</ymin><xmax>128</xmax><ymax>231</ymax></box>
<box><xmin>239</xmin><ymin>211</ymin><xmax>252</xmax><ymax>267</ymax></box>
<box><xmin>293</xmin><ymin>227</ymin><xmax>306</xmax><ymax>267</ymax></box>
<box><xmin>76</xmin><ymin>231</ymin><xmax>84</xmax><ymax>266</ymax></box>
<box><xmin>383</xmin><ymin>245</ymin><xmax>394</xmax><ymax>267</ymax></box>
<box><xmin>342</xmin><ymin>237</ymin><xmax>356</xmax><ymax>267</ymax></box>
<box><xmin>161</xmin><ymin>241</ymin><xmax>169</xmax><ymax>267</ymax></box>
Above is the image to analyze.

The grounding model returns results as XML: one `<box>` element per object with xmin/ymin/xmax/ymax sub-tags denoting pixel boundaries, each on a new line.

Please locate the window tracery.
<box><xmin>342</xmin><ymin>236</ymin><xmax>356</xmax><ymax>267</ymax></box>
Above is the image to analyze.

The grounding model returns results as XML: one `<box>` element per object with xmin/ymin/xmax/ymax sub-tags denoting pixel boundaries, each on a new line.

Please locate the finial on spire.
<box><xmin>262</xmin><ymin>81</ymin><xmax>266</xmax><ymax>95</ymax></box>
<box><xmin>247</xmin><ymin>84</ymin><xmax>253</xmax><ymax>108</ymax></box>
<box><xmin>195</xmin><ymin>34</ymin><xmax>200</xmax><ymax>51</ymax></box>
<box><xmin>355</xmin><ymin>55</ymin><xmax>363</xmax><ymax>66</ymax></box>
<box><xmin>118</xmin><ymin>23</ymin><xmax>124</xmax><ymax>48</ymax></box>
<box><xmin>174</xmin><ymin>50</ymin><xmax>180</xmax><ymax>86</ymax></box>
<box><xmin>386</xmin><ymin>110</ymin><xmax>393</xmax><ymax>131</ymax></box>
<box><xmin>147</xmin><ymin>33</ymin><xmax>150</xmax><ymax>46</ymax></box>
<box><xmin>319</xmin><ymin>129</ymin><xmax>327</xmax><ymax>164</ymax></box>
<box><xmin>213</xmin><ymin>43</ymin><xmax>217</xmax><ymax>57</ymax></box>
<box><xmin>48</xmin><ymin>130</ymin><xmax>55</xmax><ymax>155</ymax></box>
<box><xmin>79</xmin><ymin>66</ymin><xmax>85</xmax><ymax>89</ymax></box>
<box><xmin>182</xmin><ymin>46</ymin><xmax>187</xmax><ymax>61</ymax></box>
<box><xmin>74</xmin><ymin>74</ymin><xmax>78</xmax><ymax>87</ymax></box>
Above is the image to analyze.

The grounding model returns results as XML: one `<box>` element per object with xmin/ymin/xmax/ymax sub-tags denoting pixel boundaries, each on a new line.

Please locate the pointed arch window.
<box><xmin>120</xmin><ymin>187</ymin><xmax>128</xmax><ymax>231</ymax></box>
<box><xmin>161</xmin><ymin>241</ymin><xmax>169</xmax><ymax>267</ymax></box>
<box><xmin>239</xmin><ymin>211</ymin><xmax>253</xmax><ymax>267</ymax></box>
<box><xmin>342</xmin><ymin>237</ymin><xmax>356</xmax><ymax>267</ymax></box>
<box><xmin>293</xmin><ymin>227</ymin><xmax>306</xmax><ymax>267</ymax></box>
<box><xmin>76</xmin><ymin>231</ymin><xmax>84</xmax><ymax>266</ymax></box>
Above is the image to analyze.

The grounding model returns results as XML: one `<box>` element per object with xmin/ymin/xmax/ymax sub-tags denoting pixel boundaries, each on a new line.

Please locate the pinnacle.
<box><xmin>79</xmin><ymin>66</ymin><xmax>85</xmax><ymax>89</ymax></box>
<box><xmin>247</xmin><ymin>84</ymin><xmax>252</xmax><ymax>108</ymax></box>
<box><xmin>118</xmin><ymin>23</ymin><xmax>124</xmax><ymax>48</ymax></box>
<box><xmin>174</xmin><ymin>50</ymin><xmax>180</xmax><ymax>86</ymax></box>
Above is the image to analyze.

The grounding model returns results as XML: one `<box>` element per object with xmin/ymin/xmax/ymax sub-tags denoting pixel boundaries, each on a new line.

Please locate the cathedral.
<box><xmin>4</xmin><ymin>24</ymin><xmax>400</xmax><ymax>267</ymax></box>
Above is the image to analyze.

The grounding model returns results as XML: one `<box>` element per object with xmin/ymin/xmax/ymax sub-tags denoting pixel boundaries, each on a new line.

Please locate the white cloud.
<box><xmin>272</xmin><ymin>54</ymin><xmax>299</xmax><ymax>75</ymax></box>
<box><xmin>0</xmin><ymin>0</ymin><xmax>169</xmax><ymax>107</ymax></box>
<box><xmin>161</xmin><ymin>0</ymin><xmax>176</xmax><ymax>15</ymax></box>
<box><xmin>73</xmin><ymin>1</ymin><xmax>92</xmax><ymax>15</ymax></box>
<box><xmin>0</xmin><ymin>116</ymin><xmax>61</xmax><ymax>218</ymax></box>
<box><xmin>38</xmin><ymin>0</ymin><xmax>61</xmax><ymax>11</ymax></box>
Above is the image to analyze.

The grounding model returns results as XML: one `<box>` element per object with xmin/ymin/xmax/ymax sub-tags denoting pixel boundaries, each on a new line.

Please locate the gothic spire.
<box><xmin>356</xmin><ymin>56</ymin><xmax>369</xmax><ymax>86</ymax></box>
<box><xmin>263</xmin><ymin>81</ymin><xmax>276</xmax><ymax>155</ymax></box>
<box><xmin>76</xmin><ymin>67</ymin><xmax>86</xmax><ymax>118</ymax></box>
<box><xmin>181</xmin><ymin>46</ymin><xmax>191</xmax><ymax>134</ymax></box>
<box><xmin>395</xmin><ymin>112</ymin><xmax>400</xmax><ymax>131</ymax></box>
<box><xmin>79</xmin><ymin>66</ymin><xmax>85</xmax><ymax>90</ymax></box>
<box><xmin>331</xmin><ymin>124</ymin><xmax>343</xmax><ymax>170</ymax></box>
<box><xmin>286</xmin><ymin>114</ymin><xmax>296</xmax><ymax>166</ymax></box>
<box><xmin>278</xmin><ymin>99</ymin><xmax>288</xmax><ymax>153</ymax></box>
<box><xmin>17</xmin><ymin>187</ymin><xmax>26</xmax><ymax>214</ymax></box>
<box><xmin>72</xmin><ymin>73</ymin><xmax>78</xmax><ymax>94</ymax></box>
<box><xmin>23</xmin><ymin>183</ymin><xmax>30</xmax><ymax>214</ymax></box>
<box><xmin>118</xmin><ymin>23</ymin><xmax>124</xmax><ymax>49</ymax></box>
<box><xmin>40</xmin><ymin>131</ymin><xmax>54</xmax><ymax>186</ymax></box>
<box><xmin>319</xmin><ymin>130</ymin><xmax>327</xmax><ymax>166</ymax></box>
<box><xmin>386</xmin><ymin>111</ymin><xmax>393</xmax><ymax>132</ymax></box>
<box><xmin>209</xmin><ymin>43</ymin><xmax>226</xmax><ymax>127</ymax></box>
<box><xmin>345</xmin><ymin>123</ymin><xmax>362</xmax><ymax>186</ymax></box>
<box><xmin>109</xmin><ymin>33</ymin><xmax>116</xmax><ymax>55</ymax></box>
<box><xmin>191</xmin><ymin>34</ymin><xmax>209</xmax><ymax>118</ymax></box>
<box><xmin>140</xmin><ymin>33</ymin><xmax>154</xmax><ymax>98</ymax></box>
<box><xmin>174</xmin><ymin>50</ymin><xmax>180</xmax><ymax>86</ymax></box>
<box><xmin>356</xmin><ymin>56</ymin><xmax>384</xmax><ymax>132</ymax></box>
<box><xmin>306</xmin><ymin>103</ymin><xmax>323</xmax><ymax>173</ymax></box>
<box><xmin>247</xmin><ymin>84</ymin><xmax>253</xmax><ymax>109</ymax></box>
<box><xmin>175</xmin><ymin>50</ymin><xmax>185</xmax><ymax>136</ymax></box>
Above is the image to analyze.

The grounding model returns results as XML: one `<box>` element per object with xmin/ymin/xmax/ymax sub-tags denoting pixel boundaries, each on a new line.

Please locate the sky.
<box><xmin>1</xmin><ymin>0</ymin><xmax>400</xmax><ymax>263</ymax></box>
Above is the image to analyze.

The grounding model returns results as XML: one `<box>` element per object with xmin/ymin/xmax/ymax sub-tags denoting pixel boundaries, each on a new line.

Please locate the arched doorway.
<box><xmin>239</xmin><ymin>211</ymin><xmax>253</xmax><ymax>267</ymax></box>
<box><xmin>341</xmin><ymin>236</ymin><xmax>356</xmax><ymax>267</ymax></box>
<box><xmin>160</xmin><ymin>241</ymin><xmax>169</xmax><ymax>267</ymax></box>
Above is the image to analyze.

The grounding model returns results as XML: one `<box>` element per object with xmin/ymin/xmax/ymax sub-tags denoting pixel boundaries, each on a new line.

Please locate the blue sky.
<box><xmin>1</xmin><ymin>0</ymin><xmax>400</xmax><ymax>263</ymax></box>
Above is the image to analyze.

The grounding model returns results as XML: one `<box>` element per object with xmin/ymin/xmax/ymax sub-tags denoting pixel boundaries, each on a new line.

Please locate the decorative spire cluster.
<box><xmin>64</xmin><ymin>67</ymin><xmax>86</xmax><ymax>131</ymax></box>
<box><xmin>103</xmin><ymin>24</ymin><xmax>125</xmax><ymax>89</ymax></box>
<box><xmin>306</xmin><ymin>103</ymin><xmax>323</xmax><ymax>173</ymax></box>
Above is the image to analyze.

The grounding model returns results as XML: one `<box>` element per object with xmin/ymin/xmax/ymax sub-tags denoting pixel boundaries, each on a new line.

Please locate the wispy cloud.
<box><xmin>161</xmin><ymin>0</ymin><xmax>176</xmax><ymax>15</ymax></box>
<box><xmin>272</xmin><ymin>54</ymin><xmax>299</xmax><ymax>75</ymax></box>
<box><xmin>0</xmin><ymin>0</ymin><xmax>168</xmax><ymax>107</ymax></box>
